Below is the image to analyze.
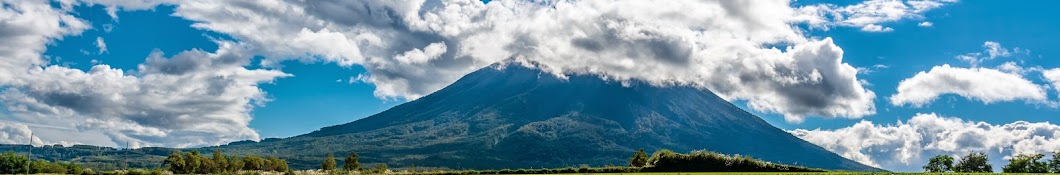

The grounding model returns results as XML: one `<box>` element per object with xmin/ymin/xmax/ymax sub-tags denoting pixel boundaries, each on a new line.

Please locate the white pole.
<box><xmin>27</xmin><ymin>131</ymin><xmax>32</xmax><ymax>174</ymax></box>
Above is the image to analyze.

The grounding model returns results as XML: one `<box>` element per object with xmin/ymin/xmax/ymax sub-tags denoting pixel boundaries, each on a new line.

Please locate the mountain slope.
<box><xmin>217</xmin><ymin>61</ymin><xmax>879</xmax><ymax>171</ymax></box>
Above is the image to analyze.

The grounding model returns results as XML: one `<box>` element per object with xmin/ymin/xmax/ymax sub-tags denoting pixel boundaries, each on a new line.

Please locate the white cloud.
<box><xmin>1044</xmin><ymin>68</ymin><xmax>1060</xmax><ymax>95</ymax></box>
<box><xmin>791</xmin><ymin>113</ymin><xmax>1060</xmax><ymax>172</ymax></box>
<box><xmin>997</xmin><ymin>61</ymin><xmax>1028</xmax><ymax>75</ymax></box>
<box><xmin>957</xmin><ymin>41</ymin><xmax>1028</xmax><ymax>67</ymax></box>
<box><xmin>918</xmin><ymin>21</ymin><xmax>933</xmax><ymax>27</ymax></box>
<box><xmin>0</xmin><ymin>122</ymin><xmax>45</xmax><ymax>145</ymax></box>
<box><xmin>797</xmin><ymin>0</ymin><xmax>955</xmax><ymax>32</ymax></box>
<box><xmin>160</xmin><ymin>0</ymin><xmax>876</xmax><ymax>122</ymax></box>
<box><xmin>861</xmin><ymin>24</ymin><xmax>895</xmax><ymax>32</ymax></box>
<box><xmin>0</xmin><ymin>0</ymin><xmax>290</xmax><ymax>148</ymax></box>
<box><xmin>394</xmin><ymin>42</ymin><xmax>447</xmax><ymax>64</ymax></box>
<box><xmin>5</xmin><ymin>0</ymin><xmax>955</xmax><ymax>145</ymax></box>
<box><xmin>95</xmin><ymin>37</ymin><xmax>107</xmax><ymax>54</ymax></box>
<box><xmin>890</xmin><ymin>64</ymin><xmax>1046</xmax><ymax>107</ymax></box>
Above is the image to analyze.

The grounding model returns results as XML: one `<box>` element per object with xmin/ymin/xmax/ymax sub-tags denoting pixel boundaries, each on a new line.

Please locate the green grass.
<box><xmin>482</xmin><ymin>173</ymin><xmax>1021</xmax><ymax>175</ymax></box>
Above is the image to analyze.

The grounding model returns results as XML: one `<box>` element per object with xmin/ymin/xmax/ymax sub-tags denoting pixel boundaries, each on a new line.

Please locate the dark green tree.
<box><xmin>344</xmin><ymin>152</ymin><xmax>361</xmax><ymax>171</ymax></box>
<box><xmin>954</xmin><ymin>152</ymin><xmax>992</xmax><ymax>173</ymax></box>
<box><xmin>922</xmin><ymin>154</ymin><xmax>954</xmax><ymax>172</ymax></box>
<box><xmin>227</xmin><ymin>155</ymin><xmax>244</xmax><ymax>172</ymax></box>
<box><xmin>629</xmin><ymin>148</ymin><xmax>648</xmax><ymax>167</ymax></box>
<box><xmin>322</xmin><ymin>152</ymin><xmax>337</xmax><ymax>171</ymax></box>
<box><xmin>212</xmin><ymin>150</ymin><xmax>228</xmax><ymax>173</ymax></box>
<box><xmin>1003</xmin><ymin>153</ymin><xmax>1049</xmax><ymax>173</ymax></box>
<box><xmin>163</xmin><ymin>152</ymin><xmax>186</xmax><ymax>174</ymax></box>
<box><xmin>0</xmin><ymin>152</ymin><xmax>30</xmax><ymax>174</ymax></box>
<box><xmin>267</xmin><ymin>156</ymin><xmax>288</xmax><ymax>172</ymax></box>
<box><xmin>184</xmin><ymin>150</ymin><xmax>202</xmax><ymax>174</ymax></box>
<box><xmin>1050</xmin><ymin>151</ymin><xmax>1060</xmax><ymax>173</ymax></box>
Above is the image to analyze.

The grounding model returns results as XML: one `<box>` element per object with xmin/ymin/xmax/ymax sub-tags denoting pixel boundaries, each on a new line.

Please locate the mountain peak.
<box><xmin>226</xmin><ymin>61</ymin><xmax>880</xmax><ymax>171</ymax></box>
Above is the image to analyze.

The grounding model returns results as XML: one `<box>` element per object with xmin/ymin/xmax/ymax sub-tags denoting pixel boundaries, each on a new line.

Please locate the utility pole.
<box><xmin>124</xmin><ymin>141</ymin><xmax>129</xmax><ymax>171</ymax></box>
<box><xmin>27</xmin><ymin>131</ymin><xmax>33</xmax><ymax>174</ymax></box>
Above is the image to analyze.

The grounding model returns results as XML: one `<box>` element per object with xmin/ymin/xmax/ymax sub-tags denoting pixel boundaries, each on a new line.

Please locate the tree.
<box><xmin>922</xmin><ymin>154</ymin><xmax>953</xmax><ymax>172</ymax></box>
<box><xmin>212</xmin><ymin>150</ymin><xmax>228</xmax><ymax>173</ymax></box>
<box><xmin>0</xmin><ymin>152</ymin><xmax>30</xmax><ymax>174</ymax></box>
<box><xmin>322</xmin><ymin>152</ymin><xmax>337</xmax><ymax>171</ymax></box>
<box><xmin>954</xmin><ymin>152</ymin><xmax>992</xmax><ymax>173</ymax></box>
<box><xmin>1050</xmin><ymin>151</ymin><xmax>1060</xmax><ymax>173</ymax></box>
<box><xmin>267</xmin><ymin>156</ymin><xmax>288</xmax><ymax>172</ymax></box>
<box><xmin>344</xmin><ymin>152</ymin><xmax>361</xmax><ymax>171</ymax></box>
<box><xmin>164</xmin><ymin>152</ymin><xmax>186</xmax><ymax>174</ymax></box>
<box><xmin>227</xmin><ymin>155</ymin><xmax>244</xmax><ymax>172</ymax></box>
<box><xmin>629</xmin><ymin>148</ymin><xmax>648</xmax><ymax>167</ymax></box>
<box><xmin>1004</xmin><ymin>153</ymin><xmax>1048</xmax><ymax>173</ymax></box>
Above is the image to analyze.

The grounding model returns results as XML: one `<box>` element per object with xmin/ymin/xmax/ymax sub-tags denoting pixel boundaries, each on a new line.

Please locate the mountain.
<box><xmin>214</xmin><ymin>61</ymin><xmax>880</xmax><ymax>171</ymax></box>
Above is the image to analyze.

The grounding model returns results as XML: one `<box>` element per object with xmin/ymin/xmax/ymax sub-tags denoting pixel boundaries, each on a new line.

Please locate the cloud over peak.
<box><xmin>0</xmin><ymin>0</ymin><xmax>958</xmax><ymax>147</ymax></box>
<box><xmin>138</xmin><ymin>0</ymin><xmax>891</xmax><ymax>122</ymax></box>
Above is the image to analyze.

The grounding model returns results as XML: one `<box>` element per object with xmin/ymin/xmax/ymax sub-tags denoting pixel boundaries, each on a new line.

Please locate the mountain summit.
<box><xmin>220</xmin><ymin>61</ymin><xmax>879</xmax><ymax>171</ymax></box>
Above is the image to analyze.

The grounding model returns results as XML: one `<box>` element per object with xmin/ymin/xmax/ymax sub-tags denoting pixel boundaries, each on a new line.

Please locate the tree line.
<box><xmin>163</xmin><ymin>150</ymin><xmax>288</xmax><ymax>174</ymax></box>
<box><xmin>923</xmin><ymin>151</ymin><xmax>1060</xmax><ymax>173</ymax></box>
<box><xmin>0</xmin><ymin>151</ymin><xmax>85</xmax><ymax>174</ymax></box>
<box><xmin>627</xmin><ymin>149</ymin><xmax>825</xmax><ymax>172</ymax></box>
<box><xmin>318</xmin><ymin>152</ymin><xmax>389</xmax><ymax>174</ymax></box>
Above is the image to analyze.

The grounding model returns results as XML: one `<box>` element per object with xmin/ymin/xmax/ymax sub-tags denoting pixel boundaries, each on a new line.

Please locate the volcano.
<box><xmin>217</xmin><ymin>61</ymin><xmax>879</xmax><ymax>171</ymax></box>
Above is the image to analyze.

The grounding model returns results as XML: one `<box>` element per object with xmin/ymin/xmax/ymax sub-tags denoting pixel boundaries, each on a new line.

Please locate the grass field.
<box><xmin>471</xmin><ymin>173</ymin><xmax>1011</xmax><ymax>175</ymax></box>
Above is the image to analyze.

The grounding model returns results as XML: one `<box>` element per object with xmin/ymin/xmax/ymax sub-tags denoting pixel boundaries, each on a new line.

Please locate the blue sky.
<box><xmin>37</xmin><ymin>0</ymin><xmax>1060</xmax><ymax>139</ymax></box>
<box><xmin>4</xmin><ymin>0</ymin><xmax>1060</xmax><ymax>172</ymax></box>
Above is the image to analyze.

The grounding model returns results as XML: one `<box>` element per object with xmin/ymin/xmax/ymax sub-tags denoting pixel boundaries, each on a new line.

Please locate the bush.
<box><xmin>629</xmin><ymin>148</ymin><xmax>648</xmax><ymax>167</ymax></box>
<box><xmin>641</xmin><ymin>149</ymin><xmax>824</xmax><ymax>172</ymax></box>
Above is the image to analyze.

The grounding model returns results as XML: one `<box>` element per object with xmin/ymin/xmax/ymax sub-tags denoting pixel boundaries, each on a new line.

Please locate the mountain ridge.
<box><xmin>216</xmin><ymin>61</ymin><xmax>880</xmax><ymax>171</ymax></box>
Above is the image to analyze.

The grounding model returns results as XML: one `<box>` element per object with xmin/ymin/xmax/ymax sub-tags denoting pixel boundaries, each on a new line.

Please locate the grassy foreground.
<box><xmin>470</xmin><ymin>173</ymin><xmax>1010</xmax><ymax>175</ymax></box>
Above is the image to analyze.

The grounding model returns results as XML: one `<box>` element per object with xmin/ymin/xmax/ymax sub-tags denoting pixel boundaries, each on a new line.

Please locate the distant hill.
<box><xmin>0</xmin><ymin>61</ymin><xmax>881</xmax><ymax>172</ymax></box>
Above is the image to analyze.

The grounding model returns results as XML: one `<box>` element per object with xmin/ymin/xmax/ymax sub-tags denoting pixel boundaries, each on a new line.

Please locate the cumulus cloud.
<box><xmin>890</xmin><ymin>64</ymin><xmax>1046</xmax><ymax>107</ymax></box>
<box><xmin>790</xmin><ymin>113</ymin><xmax>1060</xmax><ymax>171</ymax></box>
<box><xmin>0</xmin><ymin>0</ymin><xmax>289</xmax><ymax>147</ymax></box>
<box><xmin>4</xmin><ymin>0</ymin><xmax>954</xmax><ymax>146</ymax></box>
<box><xmin>0</xmin><ymin>122</ymin><xmax>45</xmax><ymax>145</ymax></box>
<box><xmin>82</xmin><ymin>0</ymin><xmax>885</xmax><ymax>122</ymax></box>
<box><xmin>1044</xmin><ymin>68</ymin><xmax>1060</xmax><ymax>95</ymax></box>
<box><xmin>797</xmin><ymin>0</ymin><xmax>956</xmax><ymax>32</ymax></box>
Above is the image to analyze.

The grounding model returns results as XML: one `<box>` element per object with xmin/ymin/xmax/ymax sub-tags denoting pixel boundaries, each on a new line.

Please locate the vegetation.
<box><xmin>1050</xmin><ymin>151</ymin><xmax>1060</xmax><ymax>173</ymax></box>
<box><xmin>0</xmin><ymin>151</ymin><xmax>84</xmax><ymax>174</ymax></box>
<box><xmin>344</xmin><ymin>151</ymin><xmax>361</xmax><ymax>171</ymax></box>
<box><xmin>163</xmin><ymin>150</ymin><xmax>287</xmax><ymax>174</ymax></box>
<box><xmin>630</xmin><ymin>148</ymin><xmax>648</xmax><ymax>167</ymax></box>
<box><xmin>321</xmin><ymin>152</ymin><xmax>336</xmax><ymax>171</ymax></box>
<box><xmin>922</xmin><ymin>154</ymin><xmax>953</xmax><ymax>172</ymax></box>
<box><xmin>640</xmin><ymin>149</ymin><xmax>824</xmax><ymax>172</ymax></box>
<box><xmin>1002</xmin><ymin>153</ymin><xmax>1048</xmax><ymax>173</ymax></box>
<box><xmin>952</xmin><ymin>152</ymin><xmax>992</xmax><ymax>173</ymax></box>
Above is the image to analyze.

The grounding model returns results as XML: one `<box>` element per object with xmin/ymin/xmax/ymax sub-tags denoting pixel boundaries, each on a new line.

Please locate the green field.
<box><xmin>470</xmin><ymin>173</ymin><xmax>1017</xmax><ymax>175</ymax></box>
